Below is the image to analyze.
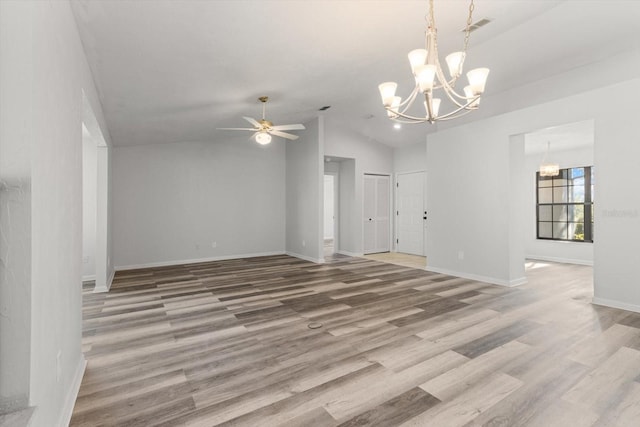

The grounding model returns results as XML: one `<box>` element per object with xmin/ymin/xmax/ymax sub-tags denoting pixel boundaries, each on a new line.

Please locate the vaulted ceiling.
<box><xmin>71</xmin><ymin>0</ymin><xmax>640</xmax><ymax>148</ymax></box>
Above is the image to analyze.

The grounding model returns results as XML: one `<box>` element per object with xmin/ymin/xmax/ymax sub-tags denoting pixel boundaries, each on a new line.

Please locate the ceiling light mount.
<box><xmin>378</xmin><ymin>0</ymin><xmax>489</xmax><ymax>124</ymax></box>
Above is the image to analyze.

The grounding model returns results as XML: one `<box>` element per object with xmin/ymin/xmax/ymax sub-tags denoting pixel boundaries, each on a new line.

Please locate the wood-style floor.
<box><xmin>71</xmin><ymin>255</ymin><xmax>640</xmax><ymax>426</ymax></box>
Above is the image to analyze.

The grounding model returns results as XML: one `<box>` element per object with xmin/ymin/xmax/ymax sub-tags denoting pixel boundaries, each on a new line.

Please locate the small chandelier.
<box><xmin>378</xmin><ymin>0</ymin><xmax>489</xmax><ymax>124</ymax></box>
<box><xmin>540</xmin><ymin>141</ymin><xmax>560</xmax><ymax>177</ymax></box>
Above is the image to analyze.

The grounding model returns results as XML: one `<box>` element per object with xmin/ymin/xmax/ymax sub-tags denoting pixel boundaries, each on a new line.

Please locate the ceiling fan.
<box><xmin>217</xmin><ymin>96</ymin><xmax>305</xmax><ymax>144</ymax></box>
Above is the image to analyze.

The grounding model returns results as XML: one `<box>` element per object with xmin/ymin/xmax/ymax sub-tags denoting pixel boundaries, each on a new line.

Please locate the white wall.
<box><xmin>394</xmin><ymin>141</ymin><xmax>427</xmax><ymax>173</ymax></box>
<box><xmin>592</xmin><ymin>81</ymin><xmax>640</xmax><ymax>312</ymax></box>
<box><xmin>285</xmin><ymin>117</ymin><xmax>323</xmax><ymax>262</ymax></box>
<box><xmin>0</xmin><ymin>0</ymin><xmax>113</xmax><ymax>425</ymax></box>
<box><xmin>82</xmin><ymin>133</ymin><xmax>97</xmax><ymax>279</ymax></box>
<box><xmin>427</xmin><ymin>121</ymin><xmax>516</xmax><ymax>285</ymax></box>
<box><xmin>113</xmin><ymin>137</ymin><xmax>286</xmax><ymax>268</ymax></box>
<box><xmin>0</xmin><ymin>0</ymin><xmax>32</xmax><ymax>410</ymax></box>
<box><xmin>426</xmin><ymin>72</ymin><xmax>640</xmax><ymax>308</ymax></box>
<box><xmin>524</xmin><ymin>144</ymin><xmax>594</xmax><ymax>265</ymax></box>
<box><xmin>338</xmin><ymin>159</ymin><xmax>357</xmax><ymax>255</ymax></box>
<box><xmin>324</xmin><ymin>117</ymin><xmax>393</xmax><ymax>255</ymax></box>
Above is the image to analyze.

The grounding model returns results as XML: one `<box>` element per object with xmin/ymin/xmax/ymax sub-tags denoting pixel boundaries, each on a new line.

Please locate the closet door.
<box><xmin>363</xmin><ymin>174</ymin><xmax>390</xmax><ymax>254</ymax></box>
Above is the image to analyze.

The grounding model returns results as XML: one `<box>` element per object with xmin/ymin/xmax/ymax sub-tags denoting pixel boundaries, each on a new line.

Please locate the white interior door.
<box><xmin>397</xmin><ymin>171</ymin><xmax>425</xmax><ymax>256</ymax></box>
<box><xmin>364</xmin><ymin>174</ymin><xmax>390</xmax><ymax>254</ymax></box>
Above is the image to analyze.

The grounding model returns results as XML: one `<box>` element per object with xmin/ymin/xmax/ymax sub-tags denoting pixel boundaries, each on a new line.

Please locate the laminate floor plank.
<box><xmin>71</xmin><ymin>255</ymin><xmax>639</xmax><ymax>426</ymax></box>
<box><xmin>562</xmin><ymin>346</ymin><xmax>640</xmax><ymax>413</ymax></box>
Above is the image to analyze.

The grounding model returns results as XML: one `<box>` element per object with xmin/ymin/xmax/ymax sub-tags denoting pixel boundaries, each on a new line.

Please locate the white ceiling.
<box><xmin>71</xmin><ymin>0</ymin><xmax>640</xmax><ymax>148</ymax></box>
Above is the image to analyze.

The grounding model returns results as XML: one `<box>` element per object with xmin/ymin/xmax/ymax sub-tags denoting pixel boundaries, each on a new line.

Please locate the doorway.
<box><xmin>363</xmin><ymin>174</ymin><xmax>390</xmax><ymax>254</ymax></box>
<box><xmin>396</xmin><ymin>171</ymin><xmax>426</xmax><ymax>256</ymax></box>
<box><xmin>82</xmin><ymin>123</ymin><xmax>97</xmax><ymax>282</ymax></box>
<box><xmin>82</xmin><ymin>91</ymin><xmax>111</xmax><ymax>292</ymax></box>
<box><xmin>323</xmin><ymin>174</ymin><xmax>337</xmax><ymax>256</ymax></box>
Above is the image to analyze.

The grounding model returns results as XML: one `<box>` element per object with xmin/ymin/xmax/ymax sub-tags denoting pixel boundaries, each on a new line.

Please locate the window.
<box><xmin>537</xmin><ymin>166</ymin><xmax>594</xmax><ymax>242</ymax></box>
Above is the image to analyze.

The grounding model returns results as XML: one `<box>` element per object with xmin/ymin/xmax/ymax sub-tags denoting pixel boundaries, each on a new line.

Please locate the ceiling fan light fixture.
<box><xmin>217</xmin><ymin>96</ymin><xmax>305</xmax><ymax>143</ymax></box>
<box><xmin>255</xmin><ymin>132</ymin><xmax>272</xmax><ymax>145</ymax></box>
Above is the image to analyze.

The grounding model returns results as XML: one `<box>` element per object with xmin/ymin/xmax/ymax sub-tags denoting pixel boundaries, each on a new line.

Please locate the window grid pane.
<box><xmin>536</xmin><ymin>167</ymin><xmax>593</xmax><ymax>243</ymax></box>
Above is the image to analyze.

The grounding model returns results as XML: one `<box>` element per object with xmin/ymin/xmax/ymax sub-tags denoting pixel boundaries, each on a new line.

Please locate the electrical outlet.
<box><xmin>82</xmin><ymin>256</ymin><xmax>89</xmax><ymax>264</ymax></box>
<box><xmin>211</xmin><ymin>241</ymin><xmax>217</xmax><ymax>248</ymax></box>
<box><xmin>458</xmin><ymin>250</ymin><xmax>464</xmax><ymax>260</ymax></box>
<box><xmin>195</xmin><ymin>243</ymin><xmax>200</xmax><ymax>250</ymax></box>
<box><xmin>302</xmin><ymin>240</ymin><xmax>306</xmax><ymax>247</ymax></box>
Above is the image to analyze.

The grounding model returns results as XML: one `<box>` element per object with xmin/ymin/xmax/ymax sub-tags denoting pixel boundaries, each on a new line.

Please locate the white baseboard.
<box><xmin>58</xmin><ymin>355</ymin><xmax>86</xmax><ymax>427</ymax></box>
<box><xmin>93</xmin><ymin>269</ymin><xmax>115</xmax><ymax>293</ymax></box>
<box><xmin>425</xmin><ymin>265</ymin><xmax>527</xmax><ymax>287</ymax></box>
<box><xmin>81</xmin><ymin>274</ymin><xmax>96</xmax><ymax>282</ymax></box>
<box><xmin>115</xmin><ymin>251</ymin><xmax>286</xmax><ymax>271</ymax></box>
<box><xmin>526</xmin><ymin>255</ymin><xmax>593</xmax><ymax>266</ymax></box>
<box><xmin>336</xmin><ymin>250</ymin><xmax>364</xmax><ymax>257</ymax></box>
<box><xmin>592</xmin><ymin>297</ymin><xmax>640</xmax><ymax>314</ymax></box>
<box><xmin>285</xmin><ymin>252</ymin><xmax>325</xmax><ymax>264</ymax></box>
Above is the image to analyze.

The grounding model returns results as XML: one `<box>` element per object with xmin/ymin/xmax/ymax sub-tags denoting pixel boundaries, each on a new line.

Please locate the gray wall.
<box><xmin>113</xmin><ymin>137</ymin><xmax>286</xmax><ymax>268</ymax></box>
<box><xmin>285</xmin><ymin>117</ymin><xmax>323</xmax><ymax>262</ymax></box>
<box><xmin>0</xmin><ymin>0</ymin><xmax>112</xmax><ymax>425</ymax></box>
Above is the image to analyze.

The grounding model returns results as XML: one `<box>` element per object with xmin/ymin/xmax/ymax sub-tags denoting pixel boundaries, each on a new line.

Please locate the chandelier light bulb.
<box><xmin>387</xmin><ymin>96</ymin><xmax>401</xmax><ymax>118</ymax></box>
<box><xmin>378</xmin><ymin>82</ymin><xmax>398</xmax><ymax>106</ymax></box>
<box><xmin>464</xmin><ymin>85</ymin><xmax>480</xmax><ymax>107</ymax></box>
<box><xmin>432</xmin><ymin>98</ymin><xmax>441</xmax><ymax>116</ymax></box>
<box><xmin>466</xmin><ymin>68</ymin><xmax>490</xmax><ymax>95</ymax></box>
<box><xmin>445</xmin><ymin>52</ymin><xmax>466</xmax><ymax>78</ymax></box>
<box><xmin>416</xmin><ymin>64</ymin><xmax>437</xmax><ymax>93</ymax></box>
<box><xmin>424</xmin><ymin>98</ymin><xmax>441</xmax><ymax>117</ymax></box>
<box><xmin>255</xmin><ymin>132</ymin><xmax>272</xmax><ymax>145</ymax></box>
<box><xmin>408</xmin><ymin>49</ymin><xmax>428</xmax><ymax>73</ymax></box>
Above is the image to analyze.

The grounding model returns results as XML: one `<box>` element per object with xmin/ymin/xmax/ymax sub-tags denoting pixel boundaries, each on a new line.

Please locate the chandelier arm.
<box><xmin>434</xmin><ymin>103</ymin><xmax>476</xmax><ymax>121</ymax></box>
<box><xmin>397</xmin><ymin>85</ymin><xmax>420</xmax><ymax>112</ymax></box>
<box><xmin>440</xmin><ymin>85</ymin><xmax>473</xmax><ymax>110</ymax></box>
<box><xmin>433</xmin><ymin>108</ymin><xmax>474</xmax><ymax>121</ymax></box>
<box><xmin>393</xmin><ymin>117</ymin><xmax>429</xmax><ymax>124</ymax></box>
<box><xmin>385</xmin><ymin>107</ymin><xmax>430</xmax><ymax>123</ymax></box>
<box><xmin>434</xmin><ymin>61</ymin><xmax>470</xmax><ymax>105</ymax></box>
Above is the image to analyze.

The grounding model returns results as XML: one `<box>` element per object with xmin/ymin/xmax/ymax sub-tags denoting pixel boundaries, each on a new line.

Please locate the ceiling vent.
<box><xmin>463</xmin><ymin>17</ymin><xmax>492</xmax><ymax>33</ymax></box>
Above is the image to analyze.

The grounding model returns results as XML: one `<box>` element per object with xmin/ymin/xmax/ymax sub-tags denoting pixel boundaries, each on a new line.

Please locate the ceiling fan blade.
<box><xmin>271</xmin><ymin>124</ymin><xmax>306</xmax><ymax>131</ymax></box>
<box><xmin>243</xmin><ymin>116</ymin><xmax>261</xmax><ymax>128</ymax></box>
<box><xmin>270</xmin><ymin>130</ymin><xmax>299</xmax><ymax>140</ymax></box>
<box><xmin>217</xmin><ymin>127</ymin><xmax>258</xmax><ymax>131</ymax></box>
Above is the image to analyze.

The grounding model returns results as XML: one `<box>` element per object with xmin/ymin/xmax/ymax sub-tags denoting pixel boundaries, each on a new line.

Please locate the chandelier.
<box><xmin>378</xmin><ymin>0</ymin><xmax>489</xmax><ymax>124</ymax></box>
<box><xmin>540</xmin><ymin>141</ymin><xmax>560</xmax><ymax>177</ymax></box>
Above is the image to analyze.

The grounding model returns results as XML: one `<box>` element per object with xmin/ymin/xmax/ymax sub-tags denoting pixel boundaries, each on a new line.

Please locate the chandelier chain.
<box><xmin>463</xmin><ymin>0</ymin><xmax>475</xmax><ymax>53</ymax></box>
